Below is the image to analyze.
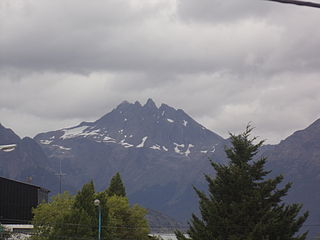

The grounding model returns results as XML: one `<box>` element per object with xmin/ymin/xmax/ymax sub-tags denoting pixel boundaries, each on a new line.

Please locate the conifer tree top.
<box><xmin>176</xmin><ymin>125</ymin><xmax>309</xmax><ymax>240</ymax></box>
<box><xmin>106</xmin><ymin>172</ymin><xmax>126</xmax><ymax>197</ymax></box>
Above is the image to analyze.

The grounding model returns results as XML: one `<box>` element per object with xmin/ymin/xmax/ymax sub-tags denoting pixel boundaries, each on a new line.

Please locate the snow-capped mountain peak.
<box><xmin>34</xmin><ymin>99</ymin><xmax>224</xmax><ymax>158</ymax></box>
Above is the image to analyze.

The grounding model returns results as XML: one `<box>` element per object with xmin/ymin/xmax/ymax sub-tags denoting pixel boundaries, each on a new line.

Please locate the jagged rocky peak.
<box><xmin>144</xmin><ymin>98</ymin><xmax>158</xmax><ymax>109</ymax></box>
<box><xmin>116</xmin><ymin>98</ymin><xmax>158</xmax><ymax>111</ymax></box>
<box><xmin>116</xmin><ymin>99</ymin><xmax>158</xmax><ymax>109</ymax></box>
<box><xmin>134</xmin><ymin>101</ymin><xmax>142</xmax><ymax>107</ymax></box>
<box><xmin>159</xmin><ymin>103</ymin><xmax>176</xmax><ymax>112</ymax></box>
<box><xmin>34</xmin><ymin>99</ymin><xmax>225</xmax><ymax>158</ymax></box>
<box><xmin>116</xmin><ymin>100</ymin><xmax>131</xmax><ymax>110</ymax></box>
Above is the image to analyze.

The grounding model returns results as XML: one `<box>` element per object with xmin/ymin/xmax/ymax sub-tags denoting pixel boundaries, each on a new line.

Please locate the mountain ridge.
<box><xmin>35</xmin><ymin>99</ymin><xmax>224</xmax><ymax>159</ymax></box>
<box><xmin>0</xmin><ymin>124</ymin><xmax>61</xmax><ymax>194</ymax></box>
<box><xmin>2</xmin><ymin>99</ymin><xmax>320</xmax><ymax>239</ymax></box>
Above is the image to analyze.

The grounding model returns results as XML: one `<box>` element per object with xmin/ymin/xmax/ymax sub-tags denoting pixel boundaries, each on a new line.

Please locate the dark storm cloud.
<box><xmin>2</xmin><ymin>0</ymin><xmax>320</xmax><ymax>76</ymax></box>
<box><xmin>0</xmin><ymin>0</ymin><xmax>283</xmax><ymax>74</ymax></box>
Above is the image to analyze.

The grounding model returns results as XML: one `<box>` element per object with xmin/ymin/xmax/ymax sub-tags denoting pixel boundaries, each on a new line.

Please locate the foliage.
<box><xmin>176</xmin><ymin>125</ymin><xmax>309</xmax><ymax>240</ymax></box>
<box><xmin>106</xmin><ymin>172</ymin><xmax>126</xmax><ymax>197</ymax></box>
<box><xmin>107</xmin><ymin>195</ymin><xmax>149</xmax><ymax>240</ymax></box>
<box><xmin>50</xmin><ymin>181</ymin><xmax>106</xmax><ymax>240</ymax></box>
<box><xmin>32</xmin><ymin>177</ymin><xmax>149</xmax><ymax>240</ymax></box>
<box><xmin>0</xmin><ymin>224</ymin><xmax>11</xmax><ymax>240</ymax></box>
<box><xmin>32</xmin><ymin>192</ymin><xmax>74</xmax><ymax>240</ymax></box>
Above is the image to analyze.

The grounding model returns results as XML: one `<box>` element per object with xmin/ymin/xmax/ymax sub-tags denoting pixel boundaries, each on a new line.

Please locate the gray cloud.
<box><xmin>0</xmin><ymin>0</ymin><xmax>319</xmax><ymax>143</ymax></box>
<box><xmin>177</xmin><ymin>0</ymin><xmax>274</xmax><ymax>22</ymax></box>
<box><xmin>0</xmin><ymin>0</ymin><xmax>292</xmax><ymax>74</ymax></box>
<box><xmin>2</xmin><ymin>0</ymin><xmax>320</xmax><ymax>75</ymax></box>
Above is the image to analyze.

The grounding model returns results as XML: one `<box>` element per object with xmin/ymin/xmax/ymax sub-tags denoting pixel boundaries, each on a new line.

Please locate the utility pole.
<box><xmin>55</xmin><ymin>159</ymin><xmax>66</xmax><ymax>194</ymax></box>
<box><xmin>264</xmin><ymin>0</ymin><xmax>320</xmax><ymax>8</ymax></box>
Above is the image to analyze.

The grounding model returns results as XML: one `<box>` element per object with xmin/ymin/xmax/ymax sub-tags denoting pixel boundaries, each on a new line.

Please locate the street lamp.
<box><xmin>94</xmin><ymin>199</ymin><xmax>102</xmax><ymax>240</ymax></box>
<box><xmin>0</xmin><ymin>144</ymin><xmax>17</xmax><ymax>152</ymax></box>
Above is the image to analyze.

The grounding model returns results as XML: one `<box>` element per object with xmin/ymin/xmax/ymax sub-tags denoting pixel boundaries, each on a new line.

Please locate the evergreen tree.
<box><xmin>106</xmin><ymin>172</ymin><xmax>126</xmax><ymax>197</ymax></box>
<box><xmin>176</xmin><ymin>126</ymin><xmax>308</xmax><ymax>240</ymax></box>
<box><xmin>73</xmin><ymin>180</ymin><xmax>96</xmax><ymax>217</ymax></box>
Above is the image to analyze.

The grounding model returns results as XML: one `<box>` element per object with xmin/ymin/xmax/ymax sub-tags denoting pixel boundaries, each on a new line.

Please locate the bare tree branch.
<box><xmin>264</xmin><ymin>0</ymin><xmax>320</xmax><ymax>8</ymax></box>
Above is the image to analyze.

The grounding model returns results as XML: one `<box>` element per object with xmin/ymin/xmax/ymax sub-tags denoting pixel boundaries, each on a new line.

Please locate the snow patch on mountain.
<box><xmin>183</xmin><ymin>120</ymin><xmax>188</xmax><ymax>127</ymax></box>
<box><xmin>185</xmin><ymin>144</ymin><xmax>194</xmax><ymax>157</ymax></box>
<box><xmin>120</xmin><ymin>139</ymin><xmax>134</xmax><ymax>148</ymax></box>
<box><xmin>211</xmin><ymin>146</ymin><xmax>216</xmax><ymax>153</ymax></box>
<box><xmin>150</xmin><ymin>144</ymin><xmax>161</xmax><ymax>150</ymax></box>
<box><xmin>137</xmin><ymin>136</ymin><xmax>148</xmax><ymax>148</ymax></box>
<box><xmin>53</xmin><ymin>145</ymin><xmax>71</xmax><ymax>151</ymax></box>
<box><xmin>167</xmin><ymin>118</ymin><xmax>174</xmax><ymax>123</ymax></box>
<box><xmin>40</xmin><ymin>140</ymin><xmax>52</xmax><ymax>144</ymax></box>
<box><xmin>60</xmin><ymin>126</ymin><xmax>104</xmax><ymax>140</ymax></box>
<box><xmin>103</xmin><ymin>136</ymin><xmax>116</xmax><ymax>143</ymax></box>
<box><xmin>60</xmin><ymin>126</ymin><xmax>88</xmax><ymax>139</ymax></box>
<box><xmin>174</xmin><ymin>143</ymin><xmax>185</xmax><ymax>154</ymax></box>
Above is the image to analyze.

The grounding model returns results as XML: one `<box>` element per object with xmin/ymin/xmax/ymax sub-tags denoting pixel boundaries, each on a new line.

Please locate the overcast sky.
<box><xmin>1</xmin><ymin>0</ymin><xmax>320</xmax><ymax>144</ymax></box>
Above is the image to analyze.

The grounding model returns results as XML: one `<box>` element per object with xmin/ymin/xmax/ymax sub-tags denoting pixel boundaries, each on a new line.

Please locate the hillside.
<box><xmin>0</xmin><ymin>123</ymin><xmax>59</xmax><ymax>193</ymax></box>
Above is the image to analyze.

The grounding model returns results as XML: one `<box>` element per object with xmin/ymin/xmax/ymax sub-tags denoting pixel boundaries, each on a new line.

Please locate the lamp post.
<box><xmin>94</xmin><ymin>199</ymin><xmax>102</xmax><ymax>240</ymax></box>
<box><xmin>0</xmin><ymin>144</ymin><xmax>17</xmax><ymax>152</ymax></box>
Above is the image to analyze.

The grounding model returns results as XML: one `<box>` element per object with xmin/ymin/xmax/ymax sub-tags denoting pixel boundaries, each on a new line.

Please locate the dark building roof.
<box><xmin>0</xmin><ymin>176</ymin><xmax>50</xmax><ymax>193</ymax></box>
<box><xmin>0</xmin><ymin>176</ymin><xmax>50</xmax><ymax>224</ymax></box>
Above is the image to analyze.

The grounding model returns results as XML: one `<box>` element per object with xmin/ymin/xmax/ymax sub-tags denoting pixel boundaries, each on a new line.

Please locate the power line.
<box><xmin>6</xmin><ymin>221</ymin><xmax>320</xmax><ymax>229</ymax></box>
<box><xmin>5</xmin><ymin>217</ymin><xmax>320</xmax><ymax>229</ymax></box>
<box><xmin>5</xmin><ymin>220</ymin><xmax>320</xmax><ymax>240</ymax></box>
<box><xmin>264</xmin><ymin>0</ymin><xmax>320</xmax><ymax>8</ymax></box>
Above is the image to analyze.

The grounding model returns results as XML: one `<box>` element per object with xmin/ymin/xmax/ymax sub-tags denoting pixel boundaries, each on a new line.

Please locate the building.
<box><xmin>0</xmin><ymin>177</ymin><xmax>50</xmax><ymax>224</ymax></box>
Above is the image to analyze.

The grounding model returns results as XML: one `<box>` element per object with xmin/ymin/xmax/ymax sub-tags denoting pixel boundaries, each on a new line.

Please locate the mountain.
<box><xmin>0</xmin><ymin>124</ymin><xmax>59</xmax><ymax>193</ymax></box>
<box><xmin>3</xmin><ymin>100</ymin><xmax>320</xmax><ymax>238</ymax></box>
<box><xmin>261</xmin><ymin>119</ymin><xmax>320</xmax><ymax>237</ymax></box>
<box><xmin>34</xmin><ymin>99</ymin><xmax>227</xmax><ymax>220</ymax></box>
